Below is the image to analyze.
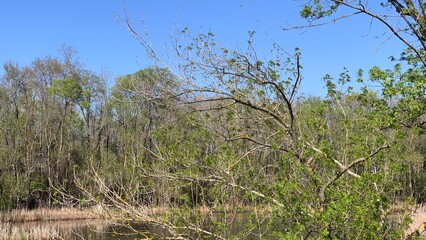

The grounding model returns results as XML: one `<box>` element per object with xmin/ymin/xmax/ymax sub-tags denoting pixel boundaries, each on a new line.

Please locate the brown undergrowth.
<box><xmin>0</xmin><ymin>206</ymin><xmax>110</xmax><ymax>239</ymax></box>
<box><xmin>0</xmin><ymin>204</ymin><xmax>271</xmax><ymax>239</ymax></box>
<box><xmin>0</xmin><ymin>222</ymin><xmax>62</xmax><ymax>240</ymax></box>
<box><xmin>406</xmin><ymin>205</ymin><xmax>426</xmax><ymax>237</ymax></box>
<box><xmin>0</xmin><ymin>206</ymin><xmax>106</xmax><ymax>223</ymax></box>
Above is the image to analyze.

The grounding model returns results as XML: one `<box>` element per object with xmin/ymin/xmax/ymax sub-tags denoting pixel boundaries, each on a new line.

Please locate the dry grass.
<box><xmin>0</xmin><ymin>222</ymin><xmax>10</xmax><ymax>237</ymax></box>
<box><xmin>406</xmin><ymin>205</ymin><xmax>426</xmax><ymax>236</ymax></box>
<box><xmin>0</xmin><ymin>208</ymin><xmax>102</xmax><ymax>240</ymax></box>
<box><xmin>0</xmin><ymin>218</ymin><xmax>112</xmax><ymax>239</ymax></box>
<box><xmin>0</xmin><ymin>206</ymin><xmax>106</xmax><ymax>224</ymax></box>
<box><xmin>0</xmin><ymin>222</ymin><xmax>61</xmax><ymax>240</ymax></box>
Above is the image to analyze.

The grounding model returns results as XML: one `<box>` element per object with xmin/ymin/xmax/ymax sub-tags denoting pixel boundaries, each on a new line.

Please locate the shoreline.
<box><xmin>0</xmin><ymin>207</ymin><xmax>104</xmax><ymax>224</ymax></box>
<box><xmin>2</xmin><ymin>205</ymin><xmax>424</xmax><ymax>238</ymax></box>
<box><xmin>0</xmin><ymin>204</ymin><xmax>270</xmax><ymax>224</ymax></box>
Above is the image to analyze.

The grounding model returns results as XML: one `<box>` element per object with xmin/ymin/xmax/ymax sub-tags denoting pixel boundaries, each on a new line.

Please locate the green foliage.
<box><xmin>2</xmin><ymin>8</ymin><xmax>426</xmax><ymax>237</ymax></box>
<box><xmin>299</xmin><ymin>1</ymin><xmax>339</xmax><ymax>20</ymax></box>
<box><xmin>50</xmin><ymin>77</ymin><xmax>83</xmax><ymax>104</ymax></box>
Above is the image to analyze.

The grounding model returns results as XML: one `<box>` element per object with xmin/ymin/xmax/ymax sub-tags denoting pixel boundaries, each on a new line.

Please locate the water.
<box><xmin>2</xmin><ymin>220</ymin><xmax>168</xmax><ymax>239</ymax></box>
<box><xmin>3</xmin><ymin>213</ymin><xmax>269</xmax><ymax>239</ymax></box>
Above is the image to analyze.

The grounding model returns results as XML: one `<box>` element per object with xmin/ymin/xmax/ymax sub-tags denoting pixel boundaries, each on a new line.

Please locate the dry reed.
<box><xmin>0</xmin><ymin>222</ymin><xmax>61</xmax><ymax>240</ymax></box>
<box><xmin>0</xmin><ymin>206</ymin><xmax>105</xmax><ymax>223</ymax></box>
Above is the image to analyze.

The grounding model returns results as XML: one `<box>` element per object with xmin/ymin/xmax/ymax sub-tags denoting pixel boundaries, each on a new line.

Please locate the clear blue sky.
<box><xmin>0</xmin><ymin>1</ymin><xmax>406</xmax><ymax>96</ymax></box>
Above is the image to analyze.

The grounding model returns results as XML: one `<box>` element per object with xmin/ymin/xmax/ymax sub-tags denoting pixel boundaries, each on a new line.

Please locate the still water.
<box><xmin>4</xmin><ymin>220</ymin><xmax>170</xmax><ymax>239</ymax></box>
<box><xmin>5</xmin><ymin>213</ymin><xmax>267</xmax><ymax>239</ymax></box>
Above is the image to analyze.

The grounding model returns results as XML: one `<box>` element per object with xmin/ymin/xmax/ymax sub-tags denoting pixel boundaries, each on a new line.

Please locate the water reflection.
<box><xmin>3</xmin><ymin>212</ymin><xmax>269</xmax><ymax>239</ymax></box>
<box><xmin>3</xmin><ymin>220</ymin><xmax>159</xmax><ymax>240</ymax></box>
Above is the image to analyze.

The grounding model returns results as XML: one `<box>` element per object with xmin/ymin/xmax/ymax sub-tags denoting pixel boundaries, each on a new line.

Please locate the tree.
<box><xmin>0</xmin><ymin>48</ymin><xmax>107</xmax><ymax>210</ymax></box>
<box><xmin>76</xmin><ymin>15</ymin><xmax>412</xmax><ymax>237</ymax></box>
<box><xmin>297</xmin><ymin>0</ymin><xmax>426</xmax><ymax>128</ymax></box>
<box><xmin>95</xmin><ymin>2</ymin><xmax>426</xmax><ymax>237</ymax></box>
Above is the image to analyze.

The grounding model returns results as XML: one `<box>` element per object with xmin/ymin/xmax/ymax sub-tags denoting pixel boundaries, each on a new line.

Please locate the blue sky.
<box><xmin>0</xmin><ymin>1</ymin><xmax>406</xmax><ymax>96</ymax></box>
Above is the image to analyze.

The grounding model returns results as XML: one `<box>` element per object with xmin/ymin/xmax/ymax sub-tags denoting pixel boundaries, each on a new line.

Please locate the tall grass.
<box><xmin>0</xmin><ymin>207</ymin><xmax>104</xmax><ymax>223</ymax></box>
<box><xmin>0</xmin><ymin>222</ymin><xmax>61</xmax><ymax>240</ymax></box>
<box><xmin>0</xmin><ymin>207</ymin><xmax>107</xmax><ymax>239</ymax></box>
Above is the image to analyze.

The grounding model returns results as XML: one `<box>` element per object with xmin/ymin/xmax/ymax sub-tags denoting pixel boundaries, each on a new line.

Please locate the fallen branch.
<box><xmin>319</xmin><ymin>144</ymin><xmax>390</xmax><ymax>203</ymax></box>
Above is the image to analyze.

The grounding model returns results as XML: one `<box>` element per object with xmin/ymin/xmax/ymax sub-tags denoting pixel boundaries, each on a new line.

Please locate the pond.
<box><xmin>2</xmin><ymin>213</ymin><xmax>268</xmax><ymax>239</ymax></box>
<box><xmin>2</xmin><ymin>220</ymin><xmax>168</xmax><ymax>239</ymax></box>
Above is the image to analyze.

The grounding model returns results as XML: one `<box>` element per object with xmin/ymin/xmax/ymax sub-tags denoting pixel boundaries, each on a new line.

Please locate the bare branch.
<box><xmin>308</xmin><ymin>142</ymin><xmax>361</xmax><ymax>178</ymax></box>
<box><xmin>319</xmin><ymin>144</ymin><xmax>390</xmax><ymax>203</ymax></box>
<box><xmin>335</xmin><ymin>0</ymin><xmax>426</xmax><ymax>67</ymax></box>
<box><xmin>282</xmin><ymin>12</ymin><xmax>362</xmax><ymax>31</ymax></box>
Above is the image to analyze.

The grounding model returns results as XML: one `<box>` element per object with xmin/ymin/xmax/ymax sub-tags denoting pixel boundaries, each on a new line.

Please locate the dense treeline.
<box><xmin>0</xmin><ymin>47</ymin><xmax>104</xmax><ymax>209</ymax></box>
<box><xmin>0</xmin><ymin>45</ymin><xmax>425</xmax><ymax>238</ymax></box>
